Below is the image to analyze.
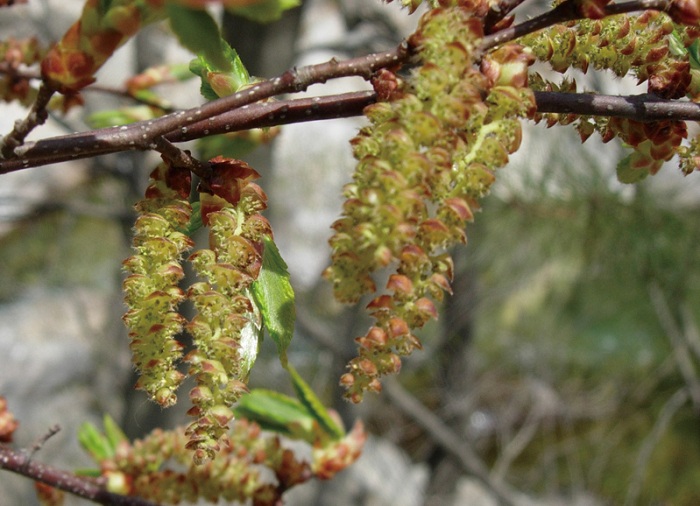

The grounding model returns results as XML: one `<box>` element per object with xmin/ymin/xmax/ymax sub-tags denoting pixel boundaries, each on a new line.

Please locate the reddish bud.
<box><xmin>387</xmin><ymin>274</ymin><xmax>414</xmax><ymax>296</ymax></box>
<box><xmin>366</xmin><ymin>326</ymin><xmax>389</xmax><ymax>347</ymax></box>
<box><xmin>415</xmin><ymin>297</ymin><xmax>439</xmax><ymax>321</ymax></box>
<box><xmin>388</xmin><ymin>317</ymin><xmax>410</xmax><ymax>338</ymax></box>
<box><xmin>339</xmin><ymin>373</ymin><xmax>355</xmax><ymax>387</ymax></box>
<box><xmin>575</xmin><ymin>0</ymin><xmax>611</xmax><ymax>19</ymax></box>
<box><xmin>669</xmin><ymin>0</ymin><xmax>700</xmax><ymax>24</ymax></box>
<box><xmin>0</xmin><ymin>397</ymin><xmax>18</xmax><ymax>443</ymax></box>
<box><xmin>367</xmin><ymin>379</ymin><xmax>383</xmax><ymax>393</ymax></box>
<box><xmin>357</xmin><ymin>358</ymin><xmax>378</xmax><ymax>377</ymax></box>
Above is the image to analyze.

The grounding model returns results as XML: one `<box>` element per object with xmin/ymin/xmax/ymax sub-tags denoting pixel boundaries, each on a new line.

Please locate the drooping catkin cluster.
<box><xmin>522</xmin><ymin>11</ymin><xmax>699</xmax><ymax>99</ymax></box>
<box><xmin>97</xmin><ymin>418</ymin><xmax>364</xmax><ymax>505</ymax></box>
<box><xmin>325</xmin><ymin>3</ymin><xmax>536</xmax><ymax>402</ymax></box>
<box><xmin>122</xmin><ymin>159</ymin><xmax>193</xmax><ymax>408</ymax></box>
<box><xmin>123</xmin><ymin>154</ymin><xmax>274</xmax><ymax>462</ymax></box>
<box><xmin>184</xmin><ymin>156</ymin><xmax>272</xmax><ymax>464</ymax></box>
<box><xmin>524</xmin><ymin>11</ymin><xmax>700</xmax><ymax>178</ymax></box>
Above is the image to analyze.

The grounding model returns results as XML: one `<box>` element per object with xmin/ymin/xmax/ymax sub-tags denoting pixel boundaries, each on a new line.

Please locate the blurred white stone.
<box><xmin>285</xmin><ymin>435</ymin><xmax>429</xmax><ymax>506</ymax></box>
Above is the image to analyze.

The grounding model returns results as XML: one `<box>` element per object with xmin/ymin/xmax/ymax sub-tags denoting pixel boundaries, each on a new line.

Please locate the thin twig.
<box><xmin>681</xmin><ymin>304</ymin><xmax>700</xmax><ymax>361</ymax></box>
<box><xmin>480</xmin><ymin>0</ymin><xmax>671</xmax><ymax>52</ymax></box>
<box><xmin>151</xmin><ymin>136</ymin><xmax>212</xmax><ymax>180</ymax></box>
<box><xmin>0</xmin><ymin>445</ymin><xmax>161</xmax><ymax>506</ymax></box>
<box><xmin>28</xmin><ymin>424</ymin><xmax>61</xmax><ymax>456</ymax></box>
<box><xmin>1</xmin><ymin>83</ymin><xmax>55</xmax><ymax>158</ymax></box>
<box><xmin>649</xmin><ymin>284</ymin><xmax>700</xmax><ymax>411</ymax></box>
<box><xmin>0</xmin><ymin>40</ymin><xmax>411</xmax><ymax>172</ymax></box>
<box><xmin>0</xmin><ymin>64</ymin><xmax>175</xmax><ymax>111</ymax></box>
<box><xmin>383</xmin><ymin>378</ymin><xmax>528</xmax><ymax>506</ymax></box>
<box><xmin>623</xmin><ymin>387</ymin><xmax>688</xmax><ymax>506</ymax></box>
<box><xmin>491</xmin><ymin>398</ymin><xmax>542</xmax><ymax>483</ymax></box>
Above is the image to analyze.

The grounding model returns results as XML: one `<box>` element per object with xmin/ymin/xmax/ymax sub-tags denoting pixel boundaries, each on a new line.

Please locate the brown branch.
<box><xmin>0</xmin><ymin>91</ymin><xmax>378</xmax><ymax>173</ymax></box>
<box><xmin>0</xmin><ymin>445</ymin><xmax>161</xmax><ymax>506</ymax></box>
<box><xmin>3</xmin><ymin>88</ymin><xmax>700</xmax><ymax>173</ymax></box>
<box><xmin>0</xmin><ymin>40</ymin><xmax>411</xmax><ymax>172</ymax></box>
<box><xmin>151</xmin><ymin>136</ymin><xmax>212</xmax><ymax>180</ymax></box>
<box><xmin>533</xmin><ymin>91</ymin><xmax>700</xmax><ymax>121</ymax></box>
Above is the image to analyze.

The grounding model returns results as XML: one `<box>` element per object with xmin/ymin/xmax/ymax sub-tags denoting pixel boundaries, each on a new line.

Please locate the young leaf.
<box><xmin>197</xmin><ymin>133</ymin><xmax>260</xmax><ymax>161</ymax></box>
<box><xmin>102</xmin><ymin>414</ymin><xmax>127</xmax><ymax>450</ymax></box>
<box><xmin>167</xmin><ymin>3</ymin><xmax>232</xmax><ymax>73</ymax></box>
<box><xmin>87</xmin><ymin>105</ymin><xmax>160</xmax><ymax>128</ymax></box>
<box><xmin>288</xmin><ymin>364</ymin><xmax>345</xmax><ymax>440</ymax></box>
<box><xmin>689</xmin><ymin>39</ymin><xmax>700</xmax><ymax>70</ymax></box>
<box><xmin>233</xmin><ymin>388</ymin><xmax>317</xmax><ymax>442</ymax></box>
<box><xmin>616</xmin><ymin>154</ymin><xmax>650</xmax><ymax>184</ymax></box>
<box><xmin>239</xmin><ymin>291</ymin><xmax>264</xmax><ymax>379</ymax></box>
<box><xmin>182</xmin><ymin>200</ymin><xmax>203</xmax><ymax>237</ymax></box>
<box><xmin>77</xmin><ymin>421</ymin><xmax>113</xmax><ymax>462</ymax></box>
<box><xmin>227</xmin><ymin>0</ymin><xmax>301</xmax><ymax>23</ymax></box>
<box><xmin>251</xmin><ymin>236</ymin><xmax>295</xmax><ymax>367</ymax></box>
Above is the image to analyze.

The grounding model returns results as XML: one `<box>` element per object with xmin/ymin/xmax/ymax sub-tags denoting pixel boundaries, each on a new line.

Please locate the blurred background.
<box><xmin>2</xmin><ymin>0</ymin><xmax>700</xmax><ymax>504</ymax></box>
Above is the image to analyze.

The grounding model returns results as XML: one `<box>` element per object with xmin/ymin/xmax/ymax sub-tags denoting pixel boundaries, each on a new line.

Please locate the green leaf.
<box><xmin>251</xmin><ymin>236</ymin><xmax>295</xmax><ymax>367</ymax></box>
<box><xmin>188</xmin><ymin>40</ymin><xmax>250</xmax><ymax>100</ymax></box>
<box><xmin>182</xmin><ymin>201</ymin><xmax>204</xmax><ymax>237</ymax></box>
<box><xmin>87</xmin><ymin>105</ymin><xmax>160</xmax><ymax>128</ymax></box>
<box><xmin>288</xmin><ymin>364</ymin><xmax>345</xmax><ymax>440</ymax></box>
<box><xmin>689</xmin><ymin>39</ymin><xmax>700</xmax><ymax>70</ymax></box>
<box><xmin>75</xmin><ymin>468</ymin><xmax>103</xmax><ymax>478</ymax></box>
<box><xmin>233</xmin><ymin>388</ymin><xmax>317</xmax><ymax>442</ymax></box>
<box><xmin>616</xmin><ymin>154</ymin><xmax>650</xmax><ymax>184</ymax></box>
<box><xmin>77</xmin><ymin>421</ymin><xmax>113</xmax><ymax>462</ymax></box>
<box><xmin>227</xmin><ymin>0</ymin><xmax>301</xmax><ymax>23</ymax></box>
<box><xmin>189</xmin><ymin>58</ymin><xmax>220</xmax><ymax>101</ymax></box>
<box><xmin>240</xmin><ymin>290</ymin><xmax>264</xmax><ymax>379</ymax></box>
<box><xmin>167</xmin><ymin>4</ymin><xmax>232</xmax><ymax>73</ymax></box>
<box><xmin>102</xmin><ymin>414</ymin><xmax>127</xmax><ymax>450</ymax></box>
<box><xmin>197</xmin><ymin>134</ymin><xmax>260</xmax><ymax>161</ymax></box>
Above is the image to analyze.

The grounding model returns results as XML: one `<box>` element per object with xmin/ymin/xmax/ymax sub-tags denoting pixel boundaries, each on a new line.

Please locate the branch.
<box><xmin>4</xmin><ymin>88</ymin><xmax>700</xmax><ymax>173</ymax></box>
<box><xmin>649</xmin><ymin>284</ymin><xmax>700</xmax><ymax>411</ymax></box>
<box><xmin>1</xmin><ymin>44</ymin><xmax>409</xmax><ymax>158</ymax></box>
<box><xmin>623</xmin><ymin>387</ymin><xmax>688</xmax><ymax>506</ymax></box>
<box><xmin>533</xmin><ymin>91</ymin><xmax>700</xmax><ymax>121</ymax></box>
<box><xmin>480</xmin><ymin>0</ymin><xmax>671</xmax><ymax>52</ymax></box>
<box><xmin>383</xmin><ymin>378</ymin><xmax>529</xmax><ymax>506</ymax></box>
<box><xmin>0</xmin><ymin>91</ymin><xmax>377</xmax><ymax>173</ymax></box>
<box><xmin>0</xmin><ymin>445</ymin><xmax>161</xmax><ymax>506</ymax></box>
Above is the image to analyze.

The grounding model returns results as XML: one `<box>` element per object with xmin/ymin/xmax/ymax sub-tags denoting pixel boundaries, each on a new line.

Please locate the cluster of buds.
<box><xmin>327</xmin><ymin>5</ymin><xmax>535</xmax><ymax>402</ymax></box>
<box><xmin>184</xmin><ymin>156</ymin><xmax>271</xmax><ymax>463</ymax></box>
<box><xmin>122</xmin><ymin>158</ymin><xmax>193</xmax><ymax>408</ymax></box>
<box><xmin>105</xmin><ymin>423</ymin><xmax>279</xmax><ymax>504</ymax></box>
<box><xmin>41</xmin><ymin>0</ymin><xmax>166</xmax><ymax>92</ymax></box>
<box><xmin>0</xmin><ymin>37</ymin><xmax>44</xmax><ymax>105</ymax></box>
<box><xmin>522</xmin><ymin>12</ymin><xmax>693</xmax><ymax>99</ymax></box>
<box><xmin>0</xmin><ymin>396</ymin><xmax>18</xmax><ymax>443</ymax></box>
<box><xmin>101</xmin><ymin>418</ymin><xmax>359</xmax><ymax>505</ymax></box>
<box><xmin>677</xmin><ymin>135</ymin><xmax>700</xmax><ymax>174</ymax></box>
<box><xmin>605</xmin><ymin>118</ymin><xmax>688</xmax><ymax>177</ymax></box>
<box><xmin>312</xmin><ymin>420</ymin><xmax>367</xmax><ymax>479</ymax></box>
